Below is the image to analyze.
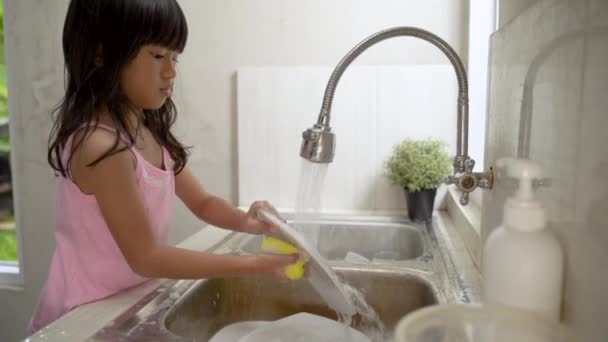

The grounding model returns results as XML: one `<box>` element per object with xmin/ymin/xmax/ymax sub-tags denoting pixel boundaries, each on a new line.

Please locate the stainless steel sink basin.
<box><xmin>164</xmin><ymin>267</ymin><xmax>438</xmax><ymax>341</ymax></box>
<box><xmin>86</xmin><ymin>215</ymin><xmax>480</xmax><ymax>342</ymax></box>
<box><xmin>241</xmin><ymin>220</ymin><xmax>424</xmax><ymax>261</ymax></box>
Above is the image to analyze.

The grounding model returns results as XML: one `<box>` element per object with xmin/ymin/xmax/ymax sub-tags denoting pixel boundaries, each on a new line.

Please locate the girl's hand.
<box><xmin>253</xmin><ymin>253</ymin><xmax>299</xmax><ymax>282</ymax></box>
<box><xmin>240</xmin><ymin>200</ymin><xmax>283</xmax><ymax>235</ymax></box>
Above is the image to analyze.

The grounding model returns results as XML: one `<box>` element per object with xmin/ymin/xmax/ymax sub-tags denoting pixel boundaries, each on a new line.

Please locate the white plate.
<box><xmin>258</xmin><ymin>210</ymin><xmax>356</xmax><ymax>317</ymax></box>
<box><xmin>239</xmin><ymin>313</ymin><xmax>371</xmax><ymax>342</ymax></box>
<box><xmin>210</xmin><ymin>321</ymin><xmax>269</xmax><ymax>342</ymax></box>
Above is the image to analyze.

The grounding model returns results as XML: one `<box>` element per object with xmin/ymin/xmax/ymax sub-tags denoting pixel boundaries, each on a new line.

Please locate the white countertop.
<box><xmin>25</xmin><ymin>225</ymin><xmax>232</xmax><ymax>342</ymax></box>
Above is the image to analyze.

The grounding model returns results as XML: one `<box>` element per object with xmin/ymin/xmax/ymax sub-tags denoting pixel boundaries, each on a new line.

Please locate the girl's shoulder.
<box><xmin>66</xmin><ymin>125</ymin><xmax>139</xmax><ymax>195</ymax></box>
<box><xmin>71</xmin><ymin>126</ymin><xmax>128</xmax><ymax>164</ymax></box>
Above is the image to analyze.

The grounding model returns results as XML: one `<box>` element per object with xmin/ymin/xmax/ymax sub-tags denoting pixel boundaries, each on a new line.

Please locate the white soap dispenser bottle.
<box><xmin>482</xmin><ymin>159</ymin><xmax>563</xmax><ymax>321</ymax></box>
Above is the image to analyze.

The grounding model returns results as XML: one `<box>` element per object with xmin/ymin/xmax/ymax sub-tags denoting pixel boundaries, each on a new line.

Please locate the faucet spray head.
<box><xmin>300</xmin><ymin>124</ymin><xmax>335</xmax><ymax>163</ymax></box>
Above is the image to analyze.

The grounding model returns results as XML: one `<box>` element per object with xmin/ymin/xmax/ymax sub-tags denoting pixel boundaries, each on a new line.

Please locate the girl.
<box><xmin>30</xmin><ymin>0</ymin><xmax>296</xmax><ymax>332</ymax></box>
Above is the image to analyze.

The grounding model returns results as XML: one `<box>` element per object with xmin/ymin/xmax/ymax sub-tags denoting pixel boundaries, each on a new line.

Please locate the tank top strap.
<box><xmin>62</xmin><ymin>122</ymin><xmax>144</xmax><ymax>179</ymax></box>
<box><xmin>90</xmin><ymin>122</ymin><xmax>135</xmax><ymax>146</ymax></box>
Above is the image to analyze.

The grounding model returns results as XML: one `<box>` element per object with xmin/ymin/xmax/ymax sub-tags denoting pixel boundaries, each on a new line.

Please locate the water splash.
<box><xmin>342</xmin><ymin>284</ymin><xmax>386</xmax><ymax>342</ymax></box>
<box><xmin>295</xmin><ymin>159</ymin><xmax>386</xmax><ymax>342</ymax></box>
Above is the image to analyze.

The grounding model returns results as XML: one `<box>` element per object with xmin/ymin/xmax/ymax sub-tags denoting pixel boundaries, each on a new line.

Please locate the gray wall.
<box><xmin>0</xmin><ymin>2</ymin><xmax>66</xmax><ymax>341</ymax></box>
<box><xmin>498</xmin><ymin>0</ymin><xmax>540</xmax><ymax>27</ymax></box>
<box><xmin>483</xmin><ymin>0</ymin><xmax>608</xmax><ymax>340</ymax></box>
<box><xmin>0</xmin><ymin>1</ymin><xmax>469</xmax><ymax>340</ymax></box>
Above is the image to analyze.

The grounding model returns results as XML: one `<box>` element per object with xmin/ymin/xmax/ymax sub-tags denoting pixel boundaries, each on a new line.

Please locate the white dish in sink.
<box><xmin>257</xmin><ymin>209</ymin><xmax>356</xmax><ymax>317</ymax></box>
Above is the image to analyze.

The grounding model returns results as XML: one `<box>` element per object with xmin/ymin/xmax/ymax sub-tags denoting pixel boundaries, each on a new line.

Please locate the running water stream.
<box><xmin>293</xmin><ymin>159</ymin><xmax>386</xmax><ymax>341</ymax></box>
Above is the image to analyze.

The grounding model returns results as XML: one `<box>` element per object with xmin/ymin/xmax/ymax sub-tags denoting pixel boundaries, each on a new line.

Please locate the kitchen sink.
<box><xmin>86</xmin><ymin>215</ymin><xmax>479</xmax><ymax>342</ymax></box>
<box><xmin>241</xmin><ymin>220</ymin><xmax>424</xmax><ymax>261</ymax></box>
<box><xmin>164</xmin><ymin>267</ymin><xmax>438</xmax><ymax>341</ymax></box>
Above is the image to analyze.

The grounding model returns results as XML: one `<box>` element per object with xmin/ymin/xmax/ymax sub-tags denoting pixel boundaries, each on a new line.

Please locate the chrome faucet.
<box><xmin>299</xmin><ymin>26</ymin><xmax>493</xmax><ymax>205</ymax></box>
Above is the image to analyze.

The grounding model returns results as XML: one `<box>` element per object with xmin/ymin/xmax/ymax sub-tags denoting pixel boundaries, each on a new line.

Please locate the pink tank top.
<box><xmin>29</xmin><ymin>123</ymin><xmax>176</xmax><ymax>333</ymax></box>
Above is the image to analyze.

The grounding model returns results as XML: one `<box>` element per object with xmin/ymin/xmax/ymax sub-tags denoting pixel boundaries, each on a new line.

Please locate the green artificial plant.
<box><xmin>385</xmin><ymin>138</ymin><xmax>452</xmax><ymax>192</ymax></box>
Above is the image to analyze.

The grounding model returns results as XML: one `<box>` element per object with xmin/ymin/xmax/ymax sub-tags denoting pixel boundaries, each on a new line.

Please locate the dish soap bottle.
<box><xmin>482</xmin><ymin>159</ymin><xmax>563</xmax><ymax>321</ymax></box>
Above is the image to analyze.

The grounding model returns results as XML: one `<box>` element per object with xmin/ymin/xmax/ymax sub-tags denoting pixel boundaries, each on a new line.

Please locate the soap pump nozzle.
<box><xmin>508</xmin><ymin>158</ymin><xmax>543</xmax><ymax>200</ymax></box>
<box><xmin>504</xmin><ymin>159</ymin><xmax>546</xmax><ymax>232</ymax></box>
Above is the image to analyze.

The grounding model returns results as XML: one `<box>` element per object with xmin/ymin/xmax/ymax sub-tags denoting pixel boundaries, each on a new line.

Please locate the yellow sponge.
<box><xmin>261</xmin><ymin>236</ymin><xmax>306</xmax><ymax>280</ymax></box>
<box><xmin>284</xmin><ymin>259</ymin><xmax>306</xmax><ymax>280</ymax></box>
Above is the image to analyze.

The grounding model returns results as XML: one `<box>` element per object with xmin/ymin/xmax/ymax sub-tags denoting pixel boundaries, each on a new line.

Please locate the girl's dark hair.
<box><xmin>48</xmin><ymin>0</ymin><xmax>190</xmax><ymax>176</ymax></box>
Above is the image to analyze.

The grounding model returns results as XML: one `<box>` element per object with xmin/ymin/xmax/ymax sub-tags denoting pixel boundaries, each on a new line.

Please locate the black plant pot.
<box><xmin>405</xmin><ymin>188</ymin><xmax>437</xmax><ymax>222</ymax></box>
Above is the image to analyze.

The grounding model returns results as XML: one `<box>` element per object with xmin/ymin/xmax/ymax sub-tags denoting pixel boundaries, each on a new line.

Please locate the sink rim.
<box><xmin>286</xmin><ymin>218</ymin><xmax>421</xmax><ymax>228</ymax></box>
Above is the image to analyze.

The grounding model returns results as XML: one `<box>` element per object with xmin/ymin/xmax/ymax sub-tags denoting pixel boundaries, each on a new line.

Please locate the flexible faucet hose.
<box><xmin>317</xmin><ymin>26</ymin><xmax>469</xmax><ymax>158</ymax></box>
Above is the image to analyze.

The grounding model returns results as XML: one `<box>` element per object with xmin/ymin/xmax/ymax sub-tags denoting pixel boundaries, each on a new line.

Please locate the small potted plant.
<box><xmin>385</xmin><ymin>138</ymin><xmax>451</xmax><ymax>222</ymax></box>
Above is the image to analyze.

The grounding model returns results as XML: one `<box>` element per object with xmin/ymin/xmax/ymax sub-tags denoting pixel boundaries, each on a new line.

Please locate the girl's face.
<box><xmin>121</xmin><ymin>45</ymin><xmax>179</xmax><ymax>110</ymax></box>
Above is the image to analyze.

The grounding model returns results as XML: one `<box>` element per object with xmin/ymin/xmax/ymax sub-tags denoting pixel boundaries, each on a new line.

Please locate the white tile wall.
<box><xmin>237</xmin><ymin>66</ymin><xmax>458</xmax><ymax>212</ymax></box>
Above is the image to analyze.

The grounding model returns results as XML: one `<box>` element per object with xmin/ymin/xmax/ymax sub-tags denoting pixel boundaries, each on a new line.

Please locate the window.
<box><xmin>0</xmin><ymin>0</ymin><xmax>19</xmax><ymax>283</ymax></box>
<box><xmin>441</xmin><ymin>0</ymin><xmax>497</xmax><ymax>268</ymax></box>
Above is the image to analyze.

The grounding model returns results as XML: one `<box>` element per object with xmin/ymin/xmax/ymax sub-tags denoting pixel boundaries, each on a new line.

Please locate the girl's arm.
<box><xmin>175</xmin><ymin>166</ymin><xmax>279</xmax><ymax>234</ymax></box>
<box><xmin>80</xmin><ymin>133</ymin><xmax>293</xmax><ymax>279</ymax></box>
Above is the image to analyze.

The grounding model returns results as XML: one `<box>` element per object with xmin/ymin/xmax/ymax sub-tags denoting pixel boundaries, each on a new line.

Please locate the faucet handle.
<box><xmin>444</xmin><ymin>168</ymin><xmax>494</xmax><ymax>206</ymax></box>
<box><xmin>445</xmin><ymin>175</ymin><xmax>475</xmax><ymax>205</ymax></box>
<box><xmin>445</xmin><ymin>173</ymin><xmax>475</xmax><ymax>205</ymax></box>
<box><xmin>445</xmin><ymin>174</ymin><xmax>473</xmax><ymax>205</ymax></box>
